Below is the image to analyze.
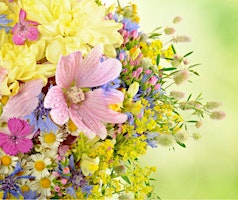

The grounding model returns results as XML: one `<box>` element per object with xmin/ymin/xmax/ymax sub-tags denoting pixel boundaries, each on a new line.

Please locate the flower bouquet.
<box><xmin>0</xmin><ymin>0</ymin><xmax>225</xmax><ymax>199</ymax></box>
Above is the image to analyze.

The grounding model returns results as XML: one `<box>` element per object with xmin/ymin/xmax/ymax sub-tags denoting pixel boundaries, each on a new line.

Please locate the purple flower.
<box><xmin>0</xmin><ymin>14</ymin><xmax>12</xmax><ymax>32</ymax></box>
<box><xmin>0</xmin><ymin>118</ymin><xmax>33</xmax><ymax>156</ymax></box>
<box><xmin>0</xmin><ymin>163</ymin><xmax>35</xmax><ymax>200</ymax></box>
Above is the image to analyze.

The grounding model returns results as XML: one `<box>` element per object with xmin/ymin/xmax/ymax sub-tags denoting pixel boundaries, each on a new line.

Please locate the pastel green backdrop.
<box><xmin>104</xmin><ymin>0</ymin><xmax>238</xmax><ymax>198</ymax></box>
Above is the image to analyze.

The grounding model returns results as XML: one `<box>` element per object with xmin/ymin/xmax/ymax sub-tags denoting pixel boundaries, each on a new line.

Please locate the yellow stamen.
<box><xmin>1</xmin><ymin>155</ymin><xmax>12</xmax><ymax>166</ymax></box>
<box><xmin>34</xmin><ymin>160</ymin><xmax>46</xmax><ymax>171</ymax></box>
<box><xmin>44</xmin><ymin>132</ymin><xmax>56</xmax><ymax>144</ymax></box>
<box><xmin>40</xmin><ymin>178</ymin><xmax>51</xmax><ymax>188</ymax></box>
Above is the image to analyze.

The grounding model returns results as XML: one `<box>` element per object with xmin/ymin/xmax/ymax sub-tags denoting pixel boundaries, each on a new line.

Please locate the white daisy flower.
<box><xmin>0</xmin><ymin>150</ymin><xmax>18</xmax><ymax>174</ymax></box>
<box><xmin>27</xmin><ymin>154</ymin><xmax>51</xmax><ymax>179</ymax></box>
<box><xmin>17</xmin><ymin>179</ymin><xmax>35</xmax><ymax>195</ymax></box>
<box><xmin>32</xmin><ymin>175</ymin><xmax>54</xmax><ymax>199</ymax></box>
<box><xmin>39</xmin><ymin>131</ymin><xmax>63</xmax><ymax>150</ymax></box>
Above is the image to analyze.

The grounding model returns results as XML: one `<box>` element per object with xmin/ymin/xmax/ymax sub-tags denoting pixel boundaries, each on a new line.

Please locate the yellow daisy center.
<box><xmin>21</xmin><ymin>185</ymin><xmax>30</xmax><ymax>193</ymax></box>
<box><xmin>44</xmin><ymin>132</ymin><xmax>56</xmax><ymax>144</ymax></box>
<box><xmin>34</xmin><ymin>160</ymin><xmax>46</xmax><ymax>171</ymax></box>
<box><xmin>40</xmin><ymin>178</ymin><xmax>51</xmax><ymax>189</ymax></box>
<box><xmin>1</xmin><ymin>155</ymin><xmax>12</xmax><ymax>166</ymax></box>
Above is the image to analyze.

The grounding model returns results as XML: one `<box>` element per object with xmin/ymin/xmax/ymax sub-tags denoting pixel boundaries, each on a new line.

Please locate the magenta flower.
<box><xmin>44</xmin><ymin>45</ymin><xmax>127</xmax><ymax>139</ymax></box>
<box><xmin>0</xmin><ymin>118</ymin><xmax>33</xmax><ymax>155</ymax></box>
<box><xmin>12</xmin><ymin>8</ymin><xmax>39</xmax><ymax>45</ymax></box>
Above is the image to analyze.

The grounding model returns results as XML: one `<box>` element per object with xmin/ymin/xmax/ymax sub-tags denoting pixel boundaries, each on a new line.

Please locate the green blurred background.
<box><xmin>105</xmin><ymin>0</ymin><xmax>238</xmax><ymax>198</ymax></box>
<box><xmin>137</xmin><ymin>0</ymin><xmax>238</xmax><ymax>199</ymax></box>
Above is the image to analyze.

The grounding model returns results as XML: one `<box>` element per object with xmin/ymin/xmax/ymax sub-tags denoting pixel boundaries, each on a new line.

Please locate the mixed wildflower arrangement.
<box><xmin>0</xmin><ymin>0</ymin><xmax>225</xmax><ymax>199</ymax></box>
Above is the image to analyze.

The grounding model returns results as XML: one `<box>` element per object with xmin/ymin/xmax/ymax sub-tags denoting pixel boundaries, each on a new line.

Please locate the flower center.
<box><xmin>66</xmin><ymin>86</ymin><xmax>85</xmax><ymax>104</ymax></box>
<box><xmin>21</xmin><ymin>185</ymin><xmax>30</xmax><ymax>193</ymax></box>
<box><xmin>44</xmin><ymin>132</ymin><xmax>56</xmax><ymax>144</ymax></box>
<box><xmin>34</xmin><ymin>160</ymin><xmax>46</xmax><ymax>171</ymax></box>
<box><xmin>40</xmin><ymin>178</ymin><xmax>51</xmax><ymax>188</ymax></box>
<box><xmin>1</xmin><ymin>155</ymin><xmax>12</xmax><ymax>166</ymax></box>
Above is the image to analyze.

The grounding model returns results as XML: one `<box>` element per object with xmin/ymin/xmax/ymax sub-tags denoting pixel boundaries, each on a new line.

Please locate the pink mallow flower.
<box><xmin>12</xmin><ymin>8</ymin><xmax>39</xmax><ymax>45</ymax></box>
<box><xmin>0</xmin><ymin>118</ymin><xmax>33</xmax><ymax>155</ymax></box>
<box><xmin>44</xmin><ymin>45</ymin><xmax>127</xmax><ymax>139</ymax></box>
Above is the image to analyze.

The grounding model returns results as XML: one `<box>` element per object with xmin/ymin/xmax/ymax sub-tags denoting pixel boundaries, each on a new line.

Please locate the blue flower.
<box><xmin>121</xmin><ymin>18</ymin><xmax>139</xmax><ymax>32</ymax></box>
<box><xmin>23</xmin><ymin>190</ymin><xmax>39</xmax><ymax>200</ymax></box>
<box><xmin>57</xmin><ymin>155</ymin><xmax>93</xmax><ymax>198</ymax></box>
<box><xmin>125</xmin><ymin>112</ymin><xmax>134</xmax><ymax>125</ymax></box>
<box><xmin>101</xmin><ymin>78</ymin><xmax>121</xmax><ymax>93</ymax></box>
<box><xmin>0</xmin><ymin>163</ymin><xmax>35</xmax><ymax>200</ymax></box>
<box><xmin>0</xmin><ymin>14</ymin><xmax>12</xmax><ymax>33</ymax></box>
<box><xmin>25</xmin><ymin>93</ymin><xmax>58</xmax><ymax>132</ymax></box>
<box><xmin>145</xmin><ymin>132</ymin><xmax>159</xmax><ymax>148</ymax></box>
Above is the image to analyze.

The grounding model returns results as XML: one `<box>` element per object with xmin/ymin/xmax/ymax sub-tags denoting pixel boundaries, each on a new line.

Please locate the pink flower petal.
<box><xmin>69</xmin><ymin>105</ymin><xmax>97</xmax><ymax>139</ymax></box>
<box><xmin>1</xmin><ymin>79</ymin><xmax>43</xmax><ymax>121</ymax></box>
<box><xmin>44</xmin><ymin>86</ymin><xmax>69</xmax><ymax>125</ymax></box>
<box><xmin>16</xmin><ymin>138</ymin><xmax>33</xmax><ymax>154</ymax></box>
<box><xmin>19</xmin><ymin>8</ymin><xmax>26</xmax><ymax>22</ymax></box>
<box><xmin>76</xmin><ymin>45</ymin><xmax>102</xmax><ymax>83</ymax></box>
<box><xmin>12</xmin><ymin>31</ymin><xmax>26</xmax><ymax>45</ymax></box>
<box><xmin>0</xmin><ymin>133</ymin><xmax>8</xmax><ymax>147</ymax></box>
<box><xmin>8</xmin><ymin>118</ymin><xmax>31</xmax><ymax>137</ymax></box>
<box><xmin>56</xmin><ymin>51</ymin><xmax>82</xmax><ymax>89</ymax></box>
<box><xmin>83</xmin><ymin>89</ymin><xmax>127</xmax><ymax>124</ymax></box>
<box><xmin>76</xmin><ymin>46</ymin><xmax>122</xmax><ymax>88</ymax></box>
<box><xmin>2</xmin><ymin>141</ymin><xmax>18</xmax><ymax>156</ymax></box>
<box><xmin>25</xmin><ymin>26</ymin><xmax>39</xmax><ymax>41</ymax></box>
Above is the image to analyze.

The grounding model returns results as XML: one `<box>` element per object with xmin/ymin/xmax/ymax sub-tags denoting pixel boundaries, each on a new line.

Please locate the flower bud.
<box><xmin>170</xmin><ymin>91</ymin><xmax>185</xmax><ymax>99</ymax></box>
<box><xmin>175</xmin><ymin>131</ymin><xmax>189</xmax><ymax>142</ymax></box>
<box><xmin>115</xmin><ymin>165</ymin><xmax>126</xmax><ymax>175</ymax></box>
<box><xmin>204</xmin><ymin>101</ymin><xmax>222</xmax><ymax>110</ymax></box>
<box><xmin>174</xmin><ymin>70</ymin><xmax>189</xmax><ymax>85</ymax></box>
<box><xmin>210</xmin><ymin>111</ymin><xmax>226</xmax><ymax>120</ymax></box>
<box><xmin>192</xmin><ymin>132</ymin><xmax>201</xmax><ymax>140</ymax></box>
<box><xmin>195</xmin><ymin>121</ymin><xmax>202</xmax><ymax>128</ymax></box>
<box><xmin>157</xmin><ymin>134</ymin><xmax>175</xmax><ymax>146</ymax></box>
<box><xmin>164</xmin><ymin>27</ymin><xmax>176</xmax><ymax>35</ymax></box>
<box><xmin>173</xmin><ymin>16</ymin><xmax>182</xmax><ymax>24</ymax></box>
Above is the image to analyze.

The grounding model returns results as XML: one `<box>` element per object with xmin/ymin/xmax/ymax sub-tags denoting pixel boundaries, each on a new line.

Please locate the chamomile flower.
<box><xmin>18</xmin><ymin>179</ymin><xmax>35</xmax><ymax>195</ymax></box>
<box><xmin>39</xmin><ymin>131</ymin><xmax>63</xmax><ymax>149</ymax></box>
<box><xmin>32</xmin><ymin>175</ymin><xmax>54</xmax><ymax>199</ymax></box>
<box><xmin>27</xmin><ymin>154</ymin><xmax>51</xmax><ymax>179</ymax></box>
<box><xmin>0</xmin><ymin>151</ymin><xmax>18</xmax><ymax>174</ymax></box>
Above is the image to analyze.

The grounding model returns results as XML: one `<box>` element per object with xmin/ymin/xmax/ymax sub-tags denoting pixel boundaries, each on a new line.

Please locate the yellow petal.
<box><xmin>46</xmin><ymin>39</ymin><xmax>66</xmax><ymax>64</ymax></box>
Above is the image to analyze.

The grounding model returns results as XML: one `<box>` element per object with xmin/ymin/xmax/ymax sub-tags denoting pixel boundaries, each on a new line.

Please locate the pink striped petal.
<box><xmin>56</xmin><ymin>51</ymin><xmax>82</xmax><ymax>89</ymax></box>
<box><xmin>44</xmin><ymin>86</ymin><xmax>69</xmax><ymax>125</ymax></box>
<box><xmin>76</xmin><ymin>58</ymin><xmax>122</xmax><ymax>88</ymax></box>
<box><xmin>83</xmin><ymin>89</ymin><xmax>127</xmax><ymax>124</ymax></box>
<box><xmin>0</xmin><ymin>67</ymin><xmax>7</xmax><ymax>84</ymax></box>
<box><xmin>69</xmin><ymin>104</ymin><xmax>98</xmax><ymax>139</ymax></box>
<box><xmin>76</xmin><ymin>45</ymin><xmax>102</xmax><ymax>84</ymax></box>
<box><xmin>1</xmin><ymin>79</ymin><xmax>43</xmax><ymax>121</ymax></box>
<box><xmin>8</xmin><ymin>118</ymin><xmax>31</xmax><ymax>136</ymax></box>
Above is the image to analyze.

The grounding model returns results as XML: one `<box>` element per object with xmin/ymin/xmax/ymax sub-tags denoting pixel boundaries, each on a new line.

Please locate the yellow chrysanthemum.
<box><xmin>21</xmin><ymin>0</ymin><xmax>123</xmax><ymax>63</ymax></box>
<box><xmin>0</xmin><ymin>36</ymin><xmax>54</xmax><ymax>96</ymax></box>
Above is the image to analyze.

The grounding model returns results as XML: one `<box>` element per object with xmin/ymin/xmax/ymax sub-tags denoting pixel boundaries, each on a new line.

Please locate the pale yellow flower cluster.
<box><xmin>0</xmin><ymin>0</ymin><xmax>123</xmax><ymax>96</ymax></box>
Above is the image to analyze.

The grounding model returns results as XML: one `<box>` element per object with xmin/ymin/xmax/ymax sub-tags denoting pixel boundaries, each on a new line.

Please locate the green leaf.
<box><xmin>183</xmin><ymin>51</ymin><xmax>193</xmax><ymax>57</ymax></box>
<box><xmin>162</xmin><ymin>67</ymin><xmax>177</xmax><ymax>71</ymax></box>
<box><xmin>187</xmin><ymin>120</ymin><xmax>198</xmax><ymax>123</ymax></box>
<box><xmin>122</xmin><ymin>176</ymin><xmax>131</xmax><ymax>184</ymax></box>
<box><xmin>156</xmin><ymin>54</ymin><xmax>160</xmax><ymax>66</ymax></box>
<box><xmin>171</xmin><ymin>44</ymin><xmax>176</xmax><ymax>54</ymax></box>
<box><xmin>177</xmin><ymin>141</ymin><xmax>186</xmax><ymax>148</ymax></box>
<box><xmin>186</xmin><ymin>94</ymin><xmax>192</xmax><ymax>102</ymax></box>
<box><xmin>164</xmin><ymin>57</ymin><xmax>173</xmax><ymax>61</ymax></box>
